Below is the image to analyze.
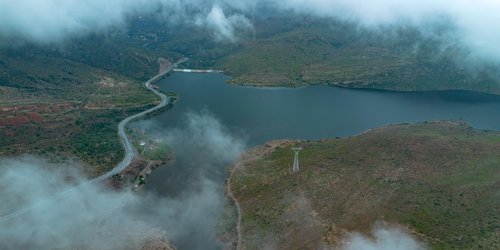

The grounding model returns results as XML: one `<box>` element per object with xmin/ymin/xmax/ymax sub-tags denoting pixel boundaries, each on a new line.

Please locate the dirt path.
<box><xmin>226</xmin><ymin>140</ymin><xmax>288</xmax><ymax>250</ymax></box>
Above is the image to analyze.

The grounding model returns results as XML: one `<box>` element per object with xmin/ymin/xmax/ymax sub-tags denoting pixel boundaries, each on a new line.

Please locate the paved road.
<box><xmin>94</xmin><ymin>58</ymin><xmax>186</xmax><ymax>182</ymax></box>
<box><xmin>0</xmin><ymin>58</ymin><xmax>186</xmax><ymax>223</ymax></box>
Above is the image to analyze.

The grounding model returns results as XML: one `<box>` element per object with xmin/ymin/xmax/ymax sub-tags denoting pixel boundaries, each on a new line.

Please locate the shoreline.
<box><xmin>220</xmin><ymin>73</ymin><xmax>500</xmax><ymax>97</ymax></box>
<box><xmin>169</xmin><ymin>68</ymin><xmax>500</xmax><ymax>97</ymax></box>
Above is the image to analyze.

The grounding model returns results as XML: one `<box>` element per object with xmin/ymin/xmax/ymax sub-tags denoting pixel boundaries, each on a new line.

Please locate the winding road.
<box><xmin>93</xmin><ymin>58</ymin><xmax>186</xmax><ymax>182</ymax></box>
<box><xmin>0</xmin><ymin>58</ymin><xmax>186</xmax><ymax>223</ymax></box>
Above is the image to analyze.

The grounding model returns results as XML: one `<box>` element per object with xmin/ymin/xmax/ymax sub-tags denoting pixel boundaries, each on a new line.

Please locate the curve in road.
<box><xmin>94</xmin><ymin>58</ymin><xmax>186</xmax><ymax>182</ymax></box>
<box><xmin>0</xmin><ymin>58</ymin><xmax>186</xmax><ymax>223</ymax></box>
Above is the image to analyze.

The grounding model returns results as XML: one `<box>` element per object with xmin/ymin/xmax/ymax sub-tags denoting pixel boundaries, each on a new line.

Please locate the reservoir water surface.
<box><xmin>155</xmin><ymin>73</ymin><xmax>500</xmax><ymax>143</ymax></box>
<box><xmin>138</xmin><ymin>72</ymin><xmax>500</xmax><ymax>249</ymax></box>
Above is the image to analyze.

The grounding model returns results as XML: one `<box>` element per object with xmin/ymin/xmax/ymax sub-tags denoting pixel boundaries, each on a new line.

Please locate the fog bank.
<box><xmin>0</xmin><ymin>112</ymin><xmax>247</xmax><ymax>249</ymax></box>
<box><xmin>1</xmin><ymin>0</ymin><xmax>500</xmax><ymax>61</ymax></box>
<box><xmin>343</xmin><ymin>225</ymin><xmax>426</xmax><ymax>250</ymax></box>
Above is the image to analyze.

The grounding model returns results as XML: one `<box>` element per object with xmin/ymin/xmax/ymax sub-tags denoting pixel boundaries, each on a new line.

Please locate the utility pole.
<box><xmin>292</xmin><ymin>147</ymin><xmax>303</xmax><ymax>172</ymax></box>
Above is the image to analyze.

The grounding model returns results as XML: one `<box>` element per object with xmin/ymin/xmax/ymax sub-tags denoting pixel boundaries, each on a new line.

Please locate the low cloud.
<box><xmin>195</xmin><ymin>5</ymin><xmax>253</xmax><ymax>42</ymax></box>
<box><xmin>0</xmin><ymin>0</ymin><xmax>151</xmax><ymax>44</ymax></box>
<box><xmin>0</xmin><ymin>0</ymin><xmax>254</xmax><ymax>44</ymax></box>
<box><xmin>0</xmin><ymin>112</ymin><xmax>246</xmax><ymax>249</ymax></box>
<box><xmin>164</xmin><ymin>110</ymin><xmax>246</xmax><ymax>164</ymax></box>
<box><xmin>343</xmin><ymin>225</ymin><xmax>425</xmax><ymax>250</ymax></box>
<box><xmin>136</xmin><ymin>111</ymin><xmax>246</xmax><ymax>248</ymax></box>
<box><xmin>2</xmin><ymin>0</ymin><xmax>500</xmax><ymax>61</ymax></box>
<box><xmin>0</xmin><ymin>156</ymin><xmax>155</xmax><ymax>249</ymax></box>
<box><xmin>276</xmin><ymin>0</ymin><xmax>500</xmax><ymax>61</ymax></box>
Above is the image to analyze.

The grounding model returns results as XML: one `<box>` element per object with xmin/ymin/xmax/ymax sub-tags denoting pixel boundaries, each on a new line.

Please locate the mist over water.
<box><xmin>0</xmin><ymin>111</ymin><xmax>245</xmax><ymax>250</ymax></box>
<box><xmin>132</xmin><ymin>111</ymin><xmax>246</xmax><ymax>249</ymax></box>
<box><xmin>0</xmin><ymin>157</ymin><xmax>155</xmax><ymax>249</ymax></box>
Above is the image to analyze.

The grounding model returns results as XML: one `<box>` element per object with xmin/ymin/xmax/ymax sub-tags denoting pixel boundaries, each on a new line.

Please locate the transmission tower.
<box><xmin>292</xmin><ymin>147</ymin><xmax>303</xmax><ymax>172</ymax></box>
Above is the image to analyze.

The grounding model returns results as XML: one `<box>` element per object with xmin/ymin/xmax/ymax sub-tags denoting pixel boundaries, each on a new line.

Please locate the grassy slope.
<box><xmin>218</xmin><ymin>19</ymin><xmax>500</xmax><ymax>94</ymax></box>
<box><xmin>231</xmin><ymin>122</ymin><xmax>500</xmax><ymax>249</ymax></box>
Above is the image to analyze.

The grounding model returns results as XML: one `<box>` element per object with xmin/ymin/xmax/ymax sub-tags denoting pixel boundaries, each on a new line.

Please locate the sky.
<box><xmin>0</xmin><ymin>0</ymin><xmax>500</xmax><ymax>61</ymax></box>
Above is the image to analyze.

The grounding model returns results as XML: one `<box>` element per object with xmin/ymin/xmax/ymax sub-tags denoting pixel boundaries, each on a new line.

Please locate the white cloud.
<box><xmin>0</xmin><ymin>0</ymin><xmax>154</xmax><ymax>43</ymax></box>
<box><xmin>1</xmin><ymin>0</ymin><xmax>500</xmax><ymax>60</ymax></box>
<box><xmin>0</xmin><ymin>156</ymin><xmax>153</xmax><ymax>249</ymax></box>
<box><xmin>276</xmin><ymin>0</ymin><xmax>500</xmax><ymax>60</ymax></box>
<box><xmin>343</xmin><ymin>225</ymin><xmax>426</xmax><ymax>250</ymax></box>
<box><xmin>0</xmin><ymin>112</ymin><xmax>247</xmax><ymax>249</ymax></box>
<box><xmin>195</xmin><ymin>4</ymin><xmax>252</xmax><ymax>42</ymax></box>
<box><xmin>163</xmin><ymin>110</ymin><xmax>246</xmax><ymax>164</ymax></box>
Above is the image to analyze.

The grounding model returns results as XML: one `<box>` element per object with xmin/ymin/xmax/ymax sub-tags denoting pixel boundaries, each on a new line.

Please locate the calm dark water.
<box><xmin>141</xmin><ymin>72</ymin><xmax>500</xmax><ymax>249</ymax></box>
<box><xmin>155</xmin><ymin>73</ymin><xmax>500</xmax><ymax>144</ymax></box>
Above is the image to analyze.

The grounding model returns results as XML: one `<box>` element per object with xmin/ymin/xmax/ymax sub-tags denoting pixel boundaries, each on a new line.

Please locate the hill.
<box><xmin>218</xmin><ymin>18</ymin><xmax>500</xmax><ymax>94</ymax></box>
<box><xmin>227</xmin><ymin>121</ymin><xmax>499</xmax><ymax>249</ymax></box>
<box><xmin>0</xmin><ymin>34</ymin><xmax>175</xmax><ymax>175</ymax></box>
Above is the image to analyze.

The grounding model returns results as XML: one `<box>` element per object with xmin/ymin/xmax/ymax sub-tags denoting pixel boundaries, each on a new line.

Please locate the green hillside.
<box><xmin>0</xmin><ymin>35</ymin><xmax>173</xmax><ymax>175</ymax></box>
<box><xmin>229</xmin><ymin>122</ymin><xmax>500</xmax><ymax>249</ymax></box>
<box><xmin>218</xmin><ymin>19</ymin><xmax>500</xmax><ymax>94</ymax></box>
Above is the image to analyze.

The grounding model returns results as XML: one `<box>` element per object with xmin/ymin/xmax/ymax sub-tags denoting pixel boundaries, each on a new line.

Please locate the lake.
<box><xmin>136</xmin><ymin>72</ymin><xmax>500</xmax><ymax>249</ymax></box>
